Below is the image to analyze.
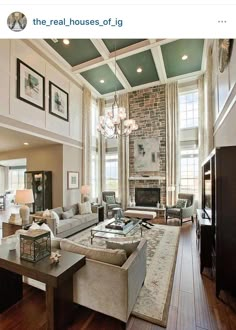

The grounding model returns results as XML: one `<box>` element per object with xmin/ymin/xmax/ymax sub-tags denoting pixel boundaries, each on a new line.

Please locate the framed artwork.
<box><xmin>67</xmin><ymin>171</ymin><xmax>79</xmax><ymax>190</ymax></box>
<box><xmin>17</xmin><ymin>58</ymin><xmax>45</xmax><ymax>110</ymax></box>
<box><xmin>49</xmin><ymin>81</ymin><xmax>69</xmax><ymax>121</ymax></box>
<box><xmin>134</xmin><ymin>138</ymin><xmax>160</xmax><ymax>172</ymax></box>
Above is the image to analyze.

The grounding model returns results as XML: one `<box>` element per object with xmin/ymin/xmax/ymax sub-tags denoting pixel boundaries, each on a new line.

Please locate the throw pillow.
<box><xmin>63</xmin><ymin>203</ymin><xmax>78</xmax><ymax>215</ymax></box>
<box><xmin>78</xmin><ymin>201</ymin><xmax>92</xmax><ymax>215</ymax></box>
<box><xmin>40</xmin><ymin>223</ymin><xmax>55</xmax><ymax>238</ymax></box>
<box><xmin>176</xmin><ymin>199</ymin><xmax>188</xmax><ymax>208</ymax></box>
<box><xmin>105</xmin><ymin>195</ymin><xmax>116</xmax><ymax>204</ymax></box>
<box><xmin>61</xmin><ymin>209</ymin><xmax>74</xmax><ymax>219</ymax></box>
<box><xmin>50</xmin><ymin>210</ymin><xmax>60</xmax><ymax>225</ymax></box>
<box><xmin>60</xmin><ymin>239</ymin><xmax>127</xmax><ymax>266</ymax></box>
<box><xmin>106</xmin><ymin>238</ymin><xmax>141</xmax><ymax>257</ymax></box>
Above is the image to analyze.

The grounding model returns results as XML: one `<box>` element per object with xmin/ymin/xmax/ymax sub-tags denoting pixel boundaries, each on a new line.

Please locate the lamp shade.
<box><xmin>15</xmin><ymin>189</ymin><xmax>34</xmax><ymax>204</ymax></box>
<box><xmin>81</xmin><ymin>185</ymin><xmax>90</xmax><ymax>195</ymax></box>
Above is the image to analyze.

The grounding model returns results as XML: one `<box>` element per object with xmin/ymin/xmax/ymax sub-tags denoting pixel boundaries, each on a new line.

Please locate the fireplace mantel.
<box><xmin>129</xmin><ymin>176</ymin><xmax>165</xmax><ymax>181</ymax></box>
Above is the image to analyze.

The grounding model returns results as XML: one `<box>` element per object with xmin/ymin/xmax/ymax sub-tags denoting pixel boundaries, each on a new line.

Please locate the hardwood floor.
<box><xmin>0</xmin><ymin>214</ymin><xmax>236</xmax><ymax>329</ymax></box>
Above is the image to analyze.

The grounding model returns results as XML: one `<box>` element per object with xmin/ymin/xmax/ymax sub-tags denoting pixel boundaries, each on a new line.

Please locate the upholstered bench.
<box><xmin>124</xmin><ymin>210</ymin><xmax>156</xmax><ymax>228</ymax></box>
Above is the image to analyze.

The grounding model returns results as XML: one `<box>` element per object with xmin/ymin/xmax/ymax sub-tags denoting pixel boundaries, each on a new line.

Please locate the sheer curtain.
<box><xmin>166</xmin><ymin>82</ymin><xmax>179</xmax><ymax>206</ymax></box>
<box><xmin>98</xmin><ymin>98</ymin><xmax>106</xmax><ymax>203</ymax></box>
<box><xmin>82</xmin><ymin>88</ymin><xmax>92</xmax><ymax>190</ymax></box>
<box><xmin>118</xmin><ymin>93</ymin><xmax>130</xmax><ymax>209</ymax></box>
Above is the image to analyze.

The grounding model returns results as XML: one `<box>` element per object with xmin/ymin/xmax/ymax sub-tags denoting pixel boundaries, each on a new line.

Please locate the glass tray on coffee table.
<box><xmin>90</xmin><ymin>218</ymin><xmax>142</xmax><ymax>244</ymax></box>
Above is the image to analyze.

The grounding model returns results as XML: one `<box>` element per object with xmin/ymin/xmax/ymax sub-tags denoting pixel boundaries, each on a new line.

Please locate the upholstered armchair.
<box><xmin>166</xmin><ymin>193</ymin><xmax>194</xmax><ymax>226</ymax></box>
<box><xmin>102</xmin><ymin>191</ymin><xmax>121</xmax><ymax>218</ymax></box>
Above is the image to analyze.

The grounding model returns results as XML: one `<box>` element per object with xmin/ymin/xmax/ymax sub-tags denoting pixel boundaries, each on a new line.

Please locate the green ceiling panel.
<box><xmin>161</xmin><ymin>39</ymin><xmax>204</xmax><ymax>78</ymax></box>
<box><xmin>80</xmin><ymin>64</ymin><xmax>124</xmax><ymax>95</ymax></box>
<box><xmin>103</xmin><ymin>39</ymin><xmax>145</xmax><ymax>52</ymax></box>
<box><xmin>45</xmin><ymin>39</ymin><xmax>100</xmax><ymax>66</ymax></box>
<box><xmin>117</xmin><ymin>50</ymin><xmax>159</xmax><ymax>87</ymax></box>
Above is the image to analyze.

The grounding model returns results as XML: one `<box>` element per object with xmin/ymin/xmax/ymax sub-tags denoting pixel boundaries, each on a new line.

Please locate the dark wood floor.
<box><xmin>0</xmin><ymin>213</ymin><xmax>236</xmax><ymax>329</ymax></box>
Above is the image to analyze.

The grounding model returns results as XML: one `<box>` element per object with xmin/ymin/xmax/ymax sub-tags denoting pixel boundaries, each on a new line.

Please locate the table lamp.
<box><xmin>81</xmin><ymin>185</ymin><xmax>90</xmax><ymax>202</ymax></box>
<box><xmin>15</xmin><ymin>189</ymin><xmax>34</xmax><ymax>225</ymax></box>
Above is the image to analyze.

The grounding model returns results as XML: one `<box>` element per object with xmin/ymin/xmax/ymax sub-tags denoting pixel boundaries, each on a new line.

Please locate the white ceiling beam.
<box><xmin>151</xmin><ymin>45</ymin><xmax>167</xmax><ymax>84</ymax></box>
<box><xmin>108</xmin><ymin>62</ymin><xmax>131</xmax><ymax>90</ymax></box>
<box><xmin>168</xmin><ymin>70</ymin><xmax>204</xmax><ymax>83</ymax></box>
<box><xmin>73</xmin><ymin>39</ymin><xmax>178</xmax><ymax>74</ymax></box>
<box><xmin>90</xmin><ymin>39</ymin><xmax>110</xmax><ymax>60</ymax></box>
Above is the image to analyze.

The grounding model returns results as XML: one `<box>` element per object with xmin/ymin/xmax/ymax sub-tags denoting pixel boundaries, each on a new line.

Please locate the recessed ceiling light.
<box><xmin>182</xmin><ymin>54</ymin><xmax>188</xmax><ymax>61</ymax></box>
<box><xmin>63</xmin><ymin>39</ymin><xmax>70</xmax><ymax>45</ymax></box>
<box><xmin>137</xmin><ymin>67</ymin><xmax>143</xmax><ymax>73</ymax></box>
<box><xmin>100</xmin><ymin>79</ymin><xmax>105</xmax><ymax>83</ymax></box>
<box><xmin>24</xmin><ymin>142</ymin><xmax>29</xmax><ymax>146</ymax></box>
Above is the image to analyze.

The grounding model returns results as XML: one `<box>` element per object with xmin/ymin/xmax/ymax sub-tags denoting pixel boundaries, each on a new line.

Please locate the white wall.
<box><xmin>0</xmin><ymin>39</ymin><xmax>83</xmax><ymax>145</ymax></box>
<box><xmin>63</xmin><ymin>145</ymin><xmax>82</xmax><ymax>206</ymax></box>
<box><xmin>212</xmin><ymin>39</ymin><xmax>236</xmax><ymax>147</ymax></box>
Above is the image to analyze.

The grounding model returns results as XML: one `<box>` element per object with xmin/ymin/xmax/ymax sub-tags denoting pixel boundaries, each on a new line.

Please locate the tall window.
<box><xmin>105</xmin><ymin>153</ymin><xmax>118</xmax><ymax>196</ymax></box>
<box><xmin>90</xmin><ymin>99</ymin><xmax>99</xmax><ymax>200</ymax></box>
<box><xmin>8</xmin><ymin>167</ymin><xmax>26</xmax><ymax>191</ymax></box>
<box><xmin>179</xmin><ymin>149</ymin><xmax>199</xmax><ymax>196</ymax></box>
<box><xmin>179</xmin><ymin>90</ymin><xmax>198</xmax><ymax>129</ymax></box>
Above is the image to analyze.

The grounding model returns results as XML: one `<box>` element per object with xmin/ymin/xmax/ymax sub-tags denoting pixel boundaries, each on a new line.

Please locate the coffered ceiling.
<box><xmin>44</xmin><ymin>39</ymin><xmax>206</xmax><ymax>97</ymax></box>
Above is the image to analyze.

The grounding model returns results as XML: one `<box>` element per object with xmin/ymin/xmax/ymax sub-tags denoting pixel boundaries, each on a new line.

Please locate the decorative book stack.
<box><xmin>9</xmin><ymin>213</ymin><xmax>22</xmax><ymax>225</ymax></box>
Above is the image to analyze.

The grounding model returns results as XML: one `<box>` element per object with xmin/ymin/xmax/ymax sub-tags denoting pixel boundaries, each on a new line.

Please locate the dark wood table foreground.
<box><xmin>0</xmin><ymin>245</ymin><xmax>85</xmax><ymax>330</ymax></box>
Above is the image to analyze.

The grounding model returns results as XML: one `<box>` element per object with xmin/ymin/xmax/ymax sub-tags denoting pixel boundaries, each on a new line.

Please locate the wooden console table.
<box><xmin>0</xmin><ymin>246</ymin><xmax>85</xmax><ymax>330</ymax></box>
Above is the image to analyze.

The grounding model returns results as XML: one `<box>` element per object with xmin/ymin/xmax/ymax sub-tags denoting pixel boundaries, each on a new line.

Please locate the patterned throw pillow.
<box><xmin>105</xmin><ymin>195</ymin><xmax>116</xmax><ymax>204</ymax></box>
<box><xmin>176</xmin><ymin>199</ymin><xmax>188</xmax><ymax>208</ymax></box>
<box><xmin>78</xmin><ymin>201</ymin><xmax>92</xmax><ymax>215</ymax></box>
<box><xmin>106</xmin><ymin>238</ymin><xmax>141</xmax><ymax>257</ymax></box>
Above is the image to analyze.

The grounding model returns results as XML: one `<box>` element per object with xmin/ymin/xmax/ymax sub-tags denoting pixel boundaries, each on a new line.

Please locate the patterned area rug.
<box><xmin>70</xmin><ymin>223</ymin><xmax>180</xmax><ymax>327</ymax></box>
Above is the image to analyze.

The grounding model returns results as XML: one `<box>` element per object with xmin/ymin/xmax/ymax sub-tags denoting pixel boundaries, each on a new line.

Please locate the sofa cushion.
<box><xmin>78</xmin><ymin>201</ymin><xmax>92</xmax><ymax>215</ymax></box>
<box><xmin>106</xmin><ymin>238</ymin><xmax>141</xmax><ymax>257</ymax></box>
<box><xmin>63</xmin><ymin>203</ymin><xmax>78</xmax><ymax>215</ymax></box>
<box><xmin>60</xmin><ymin>239</ymin><xmax>127</xmax><ymax>266</ymax></box>
<box><xmin>73</xmin><ymin>213</ymin><xmax>97</xmax><ymax>224</ymax></box>
<box><xmin>62</xmin><ymin>209</ymin><xmax>74</xmax><ymax>219</ymax></box>
<box><xmin>56</xmin><ymin>220</ymin><xmax>73</xmax><ymax>234</ymax></box>
<box><xmin>51</xmin><ymin>207</ymin><xmax>64</xmax><ymax>219</ymax></box>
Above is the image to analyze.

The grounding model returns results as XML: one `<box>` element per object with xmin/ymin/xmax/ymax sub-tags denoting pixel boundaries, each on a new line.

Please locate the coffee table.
<box><xmin>0</xmin><ymin>245</ymin><xmax>85</xmax><ymax>330</ymax></box>
<box><xmin>90</xmin><ymin>218</ymin><xmax>142</xmax><ymax>244</ymax></box>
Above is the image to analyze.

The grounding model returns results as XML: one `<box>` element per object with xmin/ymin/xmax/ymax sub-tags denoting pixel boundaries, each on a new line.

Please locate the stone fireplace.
<box><xmin>135</xmin><ymin>187</ymin><xmax>160</xmax><ymax>207</ymax></box>
<box><xmin>128</xmin><ymin>85</ymin><xmax>166</xmax><ymax>206</ymax></box>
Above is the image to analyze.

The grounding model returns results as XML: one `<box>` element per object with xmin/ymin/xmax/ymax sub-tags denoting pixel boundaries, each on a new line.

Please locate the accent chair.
<box><xmin>166</xmin><ymin>193</ymin><xmax>194</xmax><ymax>226</ymax></box>
<box><xmin>102</xmin><ymin>191</ymin><xmax>121</xmax><ymax>218</ymax></box>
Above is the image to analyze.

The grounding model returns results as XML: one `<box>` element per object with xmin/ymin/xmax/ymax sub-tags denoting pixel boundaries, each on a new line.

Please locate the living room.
<box><xmin>0</xmin><ymin>38</ymin><xmax>236</xmax><ymax>329</ymax></box>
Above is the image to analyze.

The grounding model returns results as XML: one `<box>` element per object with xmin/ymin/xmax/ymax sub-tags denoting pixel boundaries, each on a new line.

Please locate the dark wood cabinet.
<box><xmin>196</xmin><ymin>210</ymin><xmax>213</xmax><ymax>274</ymax></box>
<box><xmin>24</xmin><ymin>171</ymin><xmax>52</xmax><ymax>213</ymax></box>
<box><xmin>200</xmin><ymin>146</ymin><xmax>236</xmax><ymax>297</ymax></box>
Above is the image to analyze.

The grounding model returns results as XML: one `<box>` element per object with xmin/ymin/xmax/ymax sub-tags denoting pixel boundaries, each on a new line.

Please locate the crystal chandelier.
<box><xmin>97</xmin><ymin>44</ymin><xmax>138</xmax><ymax>139</ymax></box>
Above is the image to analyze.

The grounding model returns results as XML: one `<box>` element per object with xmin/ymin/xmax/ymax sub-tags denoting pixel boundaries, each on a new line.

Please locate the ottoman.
<box><xmin>124</xmin><ymin>210</ymin><xmax>156</xmax><ymax>228</ymax></box>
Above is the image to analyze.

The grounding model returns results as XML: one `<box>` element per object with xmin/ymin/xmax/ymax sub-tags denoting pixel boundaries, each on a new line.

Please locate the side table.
<box><xmin>91</xmin><ymin>204</ymin><xmax>104</xmax><ymax>222</ymax></box>
<box><xmin>2</xmin><ymin>222</ymin><xmax>22</xmax><ymax>238</ymax></box>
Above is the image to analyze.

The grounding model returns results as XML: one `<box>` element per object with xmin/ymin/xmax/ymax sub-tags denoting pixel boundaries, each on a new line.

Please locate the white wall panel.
<box><xmin>69</xmin><ymin>83</ymin><xmax>82</xmax><ymax>141</ymax></box>
<box><xmin>9</xmin><ymin>40</ymin><xmax>46</xmax><ymax>128</ymax></box>
<box><xmin>229</xmin><ymin>41</ymin><xmax>236</xmax><ymax>90</ymax></box>
<box><xmin>0</xmin><ymin>40</ymin><xmax>10</xmax><ymax>116</ymax></box>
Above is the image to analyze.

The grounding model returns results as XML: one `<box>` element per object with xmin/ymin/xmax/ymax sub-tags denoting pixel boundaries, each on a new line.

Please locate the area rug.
<box><xmin>69</xmin><ymin>223</ymin><xmax>180</xmax><ymax>327</ymax></box>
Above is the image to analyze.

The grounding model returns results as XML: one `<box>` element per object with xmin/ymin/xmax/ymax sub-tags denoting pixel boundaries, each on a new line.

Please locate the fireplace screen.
<box><xmin>135</xmin><ymin>188</ymin><xmax>160</xmax><ymax>207</ymax></box>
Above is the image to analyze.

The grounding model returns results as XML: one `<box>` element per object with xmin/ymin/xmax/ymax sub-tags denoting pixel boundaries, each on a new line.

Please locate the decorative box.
<box><xmin>20</xmin><ymin>229</ymin><xmax>51</xmax><ymax>262</ymax></box>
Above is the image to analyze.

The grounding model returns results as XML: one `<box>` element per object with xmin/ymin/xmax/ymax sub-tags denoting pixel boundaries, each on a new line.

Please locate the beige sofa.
<box><xmin>24</xmin><ymin>237</ymin><xmax>147</xmax><ymax>323</ymax></box>
<box><xmin>33</xmin><ymin>203</ymin><xmax>98</xmax><ymax>238</ymax></box>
